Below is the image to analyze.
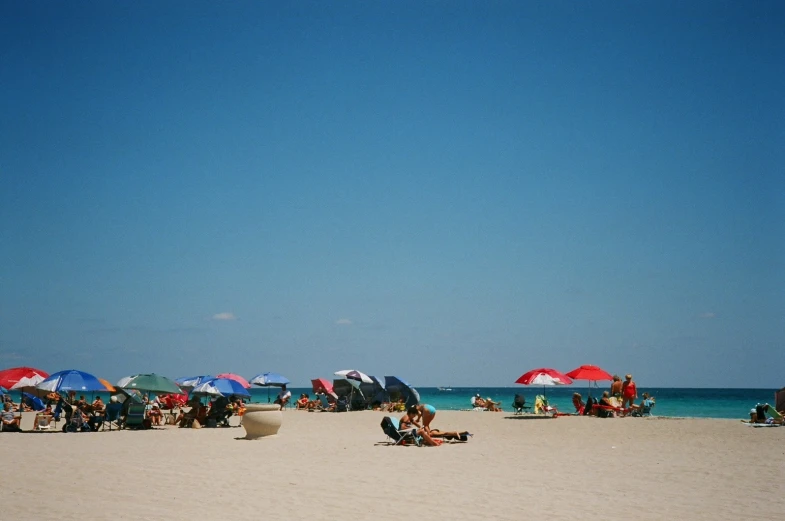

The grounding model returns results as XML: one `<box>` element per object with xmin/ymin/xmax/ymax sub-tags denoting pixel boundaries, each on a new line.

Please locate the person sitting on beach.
<box><xmin>571</xmin><ymin>393</ymin><xmax>584</xmax><ymax>413</ymax></box>
<box><xmin>387</xmin><ymin>398</ymin><xmax>406</xmax><ymax>413</ymax></box>
<box><xmin>296</xmin><ymin>394</ymin><xmax>309</xmax><ymax>410</ymax></box>
<box><xmin>399</xmin><ymin>407</ymin><xmax>440</xmax><ymax>447</ymax></box>
<box><xmin>91</xmin><ymin>396</ymin><xmax>105</xmax><ymax>415</ymax></box>
<box><xmin>148</xmin><ymin>404</ymin><xmax>163</xmax><ymax>426</ymax></box>
<box><xmin>76</xmin><ymin>395</ymin><xmax>88</xmax><ymax>409</ymax></box>
<box><xmin>1</xmin><ymin>402</ymin><xmax>21</xmax><ymax>432</ymax></box>
<box><xmin>621</xmin><ymin>374</ymin><xmax>638</xmax><ymax>409</ymax></box>
<box><xmin>471</xmin><ymin>394</ymin><xmax>486</xmax><ymax>408</ymax></box>
<box><xmin>590</xmin><ymin>391</ymin><xmax>617</xmax><ymax>417</ymax></box>
<box><xmin>274</xmin><ymin>385</ymin><xmax>291</xmax><ymax>410</ymax></box>
<box><xmin>484</xmin><ymin>397</ymin><xmax>502</xmax><ymax>412</ymax></box>
<box><xmin>232</xmin><ymin>398</ymin><xmax>246</xmax><ymax>416</ymax></box>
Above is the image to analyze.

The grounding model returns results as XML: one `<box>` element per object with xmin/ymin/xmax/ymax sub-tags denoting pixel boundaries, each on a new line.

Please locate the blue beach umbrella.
<box><xmin>250</xmin><ymin>372</ymin><xmax>290</xmax><ymax>402</ymax></box>
<box><xmin>384</xmin><ymin>376</ymin><xmax>420</xmax><ymax>408</ymax></box>
<box><xmin>21</xmin><ymin>392</ymin><xmax>45</xmax><ymax>411</ymax></box>
<box><xmin>37</xmin><ymin>369</ymin><xmax>108</xmax><ymax>394</ymax></box>
<box><xmin>192</xmin><ymin>378</ymin><xmax>251</xmax><ymax>399</ymax></box>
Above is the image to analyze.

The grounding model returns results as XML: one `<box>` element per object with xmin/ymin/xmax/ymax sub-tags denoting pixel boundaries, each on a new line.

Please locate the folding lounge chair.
<box><xmin>630</xmin><ymin>399</ymin><xmax>655</xmax><ymax>417</ymax></box>
<box><xmin>534</xmin><ymin>395</ymin><xmax>557</xmax><ymax>416</ymax></box>
<box><xmin>380</xmin><ymin>416</ymin><xmax>420</xmax><ymax>446</ymax></box>
<box><xmin>123</xmin><ymin>403</ymin><xmax>147</xmax><ymax>429</ymax></box>
<box><xmin>34</xmin><ymin>414</ymin><xmax>53</xmax><ymax>431</ymax></box>
<box><xmin>102</xmin><ymin>402</ymin><xmax>124</xmax><ymax>431</ymax></box>
<box><xmin>511</xmin><ymin>394</ymin><xmax>531</xmax><ymax>415</ymax></box>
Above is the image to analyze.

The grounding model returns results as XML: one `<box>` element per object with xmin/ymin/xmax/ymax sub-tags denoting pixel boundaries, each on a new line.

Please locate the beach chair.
<box><xmin>123</xmin><ymin>403</ymin><xmax>147</xmax><ymax>429</ymax></box>
<box><xmin>534</xmin><ymin>395</ymin><xmax>556</xmax><ymax>416</ymax></box>
<box><xmin>102</xmin><ymin>402</ymin><xmax>123</xmax><ymax>431</ymax></box>
<box><xmin>511</xmin><ymin>394</ymin><xmax>531</xmax><ymax>415</ymax></box>
<box><xmin>630</xmin><ymin>399</ymin><xmax>655</xmax><ymax>417</ymax></box>
<box><xmin>336</xmin><ymin>396</ymin><xmax>349</xmax><ymax>413</ymax></box>
<box><xmin>65</xmin><ymin>409</ymin><xmax>91</xmax><ymax>433</ymax></box>
<box><xmin>34</xmin><ymin>414</ymin><xmax>53</xmax><ymax>431</ymax></box>
<box><xmin>380</xmin><ymin>416</ymin><xmax>420</xmax><ymax>446</ymax></box>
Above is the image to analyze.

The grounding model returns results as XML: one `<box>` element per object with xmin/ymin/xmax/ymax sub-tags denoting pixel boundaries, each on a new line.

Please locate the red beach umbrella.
<box><xmin>515</xmin><ymin>368</ymin><xmax>573</xmax><ymax>386</ymax></box>
<box><xmin>0</xmin><ymin>366</ymin><xmax>50</xmax><ymax>390</ymax></box>
<box><xmin>565</xmin><ymin>365</ymin><xmax>613</xmax><ymax>382</ymax></box>
<box><xmin>565</xmin><ymin>365</ymin><xmax>613</xmax><ymax>399</ymax></box>
<box><xmin>215</xmin><ymin>373</ymin><xmax>251</xmax><ymax>388</ymax></box>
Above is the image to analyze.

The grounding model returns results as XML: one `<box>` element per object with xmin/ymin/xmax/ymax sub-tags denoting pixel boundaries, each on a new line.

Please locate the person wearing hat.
<box><xmin>621</xmin><ymin>374</ymin><xmax>637</xmax><ymax>409</ymax></box>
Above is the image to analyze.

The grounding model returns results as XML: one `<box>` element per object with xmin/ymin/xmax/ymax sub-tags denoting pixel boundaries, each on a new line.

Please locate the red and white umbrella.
<box><xmin>515</xmin><ymin>368</ymin><xmax>573</xmax><ymax>386</ymax></box>
<box><xmin>0</xmin><ymin>366</ymin><xmax>50</xmax><ymax>394</ymax></box>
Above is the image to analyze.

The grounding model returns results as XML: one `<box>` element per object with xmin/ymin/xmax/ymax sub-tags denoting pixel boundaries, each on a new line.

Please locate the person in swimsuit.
<box><xmin>621</xmin><ymin>374</ymin><xmax>637</xmax><ymax>409</ymax></box>
<box><xmin>400</xmin><ymin>407</ymin><xmax>440</xmax><ymax>446</ymax></box>
<box><xmin>411</xmin><ymin>404</ymin><xmax>436</xmax><ymax>433</ymax></box>
<box><xmin>610</xmin><ymin>376</ymin><xmax>622</xmax><ymax>398</ymax></box>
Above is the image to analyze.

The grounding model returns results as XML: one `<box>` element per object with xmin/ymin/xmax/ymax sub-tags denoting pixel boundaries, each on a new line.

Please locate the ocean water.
<box><xmin>8</xmin><ymin>387</ymin><xmax>779</xmax><ymax>420</ymax></box>
<box><xmin>280</xmin><ymin>386</ymin><xmax>780</xmax><ymax>420</ymax></box>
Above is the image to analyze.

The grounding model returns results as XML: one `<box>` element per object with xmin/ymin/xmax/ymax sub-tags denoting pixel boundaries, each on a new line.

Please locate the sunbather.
<box><xmin>399</xmin><ymin>409</ymin><xmax>440</xmax><ymax>446</ymax></box>
<box><xmin>148</xmin><ymin>404</ymin><xmax>163</xmax><ymax>426</ymax></box>
<box><xmin>296</xmin><ymin>394</ymin><xmax>309</xmax><ymax>410</ymax></box>
<box><xmin>572</xmin><ymin>393</ymin><xmax>585</xmax><ymax>415</ymax></box>
<box><xmin>274</xmin><ymin>385</ymin><xmax>291</xmax><ymax>410</ymax></box>
<box><xmin>1</xmin><ymin>402</ymin><xmax>21</xmax><ymax>432</ymax></box>
<box><xmin>429</xmin><ymin>428</ymin><xmax>473</xmax><ymax>441</ymax></box>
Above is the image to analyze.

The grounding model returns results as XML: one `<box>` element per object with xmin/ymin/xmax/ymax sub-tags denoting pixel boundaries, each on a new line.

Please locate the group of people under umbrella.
<box><xmin>0</xmin><ymin>367</ymin><xmax>294</xmax><ymax>432</ymax></box>
<box><xmin>513</xmin><ymin>365</ymin><xmax>652</xmax><ymax>417</ymax></box>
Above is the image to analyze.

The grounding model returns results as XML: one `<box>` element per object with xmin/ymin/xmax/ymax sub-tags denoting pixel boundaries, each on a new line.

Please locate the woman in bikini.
<box><xmin>409</xmin><ymin>404</ymin><xmax>436</xmax><ymax>433</ymax></box>
<box><xmin>400</xmin><ymin>407</ymin><xmax>440</xmax><ymax>446</ymax></box>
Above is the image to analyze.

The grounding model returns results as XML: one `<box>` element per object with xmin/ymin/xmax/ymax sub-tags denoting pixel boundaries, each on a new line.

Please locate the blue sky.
<box><xmin>1</xmin><ymin>2</ymin><xmax>783</xmax><ymax>388</ymax></box>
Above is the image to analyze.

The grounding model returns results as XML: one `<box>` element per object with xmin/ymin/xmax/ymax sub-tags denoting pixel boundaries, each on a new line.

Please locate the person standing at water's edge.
<box><xmin>622</xmin><ymin>374</ymin><xmax>637</xmax><ymax>409</ymax></box>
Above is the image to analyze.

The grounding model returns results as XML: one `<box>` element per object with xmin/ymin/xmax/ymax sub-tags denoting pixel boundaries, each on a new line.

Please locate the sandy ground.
<box><xmin>3</xmin><ymin>410</ymin><xmax>784</xmax><ymax>521</ymax></box>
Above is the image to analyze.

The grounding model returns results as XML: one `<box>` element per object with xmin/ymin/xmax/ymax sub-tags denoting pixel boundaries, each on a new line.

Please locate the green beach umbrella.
<box><xmin>116</xmin><ymin>374</ymin><xmax>181</xmax><ymax>395</ymax></box>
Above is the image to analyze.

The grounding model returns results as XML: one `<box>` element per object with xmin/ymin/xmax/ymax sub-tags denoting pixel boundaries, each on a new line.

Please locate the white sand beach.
<box><xmin>5</xmin><ymin>411</ymin><xmax>783</xmax><ymax>521</ymax></box>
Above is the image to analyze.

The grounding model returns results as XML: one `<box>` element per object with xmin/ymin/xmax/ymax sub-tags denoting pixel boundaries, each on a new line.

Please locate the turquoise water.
<box><xmin>8</xmin><ymin>387</ymin><xmax>779</xmax><ymax>420</ymax></box>
<box><xmin>281</xmin><ymin>386</ymin><xmax>778</xmax><ymax>419</ymax></box>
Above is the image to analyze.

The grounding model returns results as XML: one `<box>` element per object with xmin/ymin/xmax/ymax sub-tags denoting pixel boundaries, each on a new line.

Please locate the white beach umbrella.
<box><xmin>334</xmin><ymin>369</ymin><xmax>373</xmax><ymax>386</ymax></box>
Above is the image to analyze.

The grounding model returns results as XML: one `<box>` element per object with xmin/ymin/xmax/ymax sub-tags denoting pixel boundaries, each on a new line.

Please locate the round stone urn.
<box><xmin>241</xmin><ymin>403</ymin><xmax>282</xmax><ymax>439</ymax></box>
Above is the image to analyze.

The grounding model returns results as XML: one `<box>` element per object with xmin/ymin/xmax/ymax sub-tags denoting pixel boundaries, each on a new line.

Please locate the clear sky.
<box><xmin>1</xmin><ymin>2</ymin><xmax>783</xmax><ymax>388</ymax></box>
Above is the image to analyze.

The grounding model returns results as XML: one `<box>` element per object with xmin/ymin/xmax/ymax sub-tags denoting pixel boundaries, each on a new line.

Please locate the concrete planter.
<box><xmin>241</xmin><ymin>403</ymin><xmax>282</xmax><ymax>439</ymax></box>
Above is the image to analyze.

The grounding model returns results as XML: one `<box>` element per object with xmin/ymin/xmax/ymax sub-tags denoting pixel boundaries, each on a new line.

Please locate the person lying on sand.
<box><xmin>429</xmin><ymin>428</ymin><xmax>473</xmax><ymax>441</ymax></box>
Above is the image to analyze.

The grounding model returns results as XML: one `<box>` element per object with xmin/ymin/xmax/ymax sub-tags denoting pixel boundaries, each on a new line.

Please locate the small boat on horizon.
<box><xmin>437</xmin><ymin>386</ymin><xmax>453</xmax><ymax>392</ymax></box>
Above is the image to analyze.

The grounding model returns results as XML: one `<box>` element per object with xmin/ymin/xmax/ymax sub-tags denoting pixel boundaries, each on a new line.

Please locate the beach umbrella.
<box><xmin>98</xmin><ymin>378</ymin><xmax>116</xmax><ymax>393</ymax></box>
<box><xmin>21</xmin><ymin>392</ymin><xmax>45</xmax><ymax>411</ymax></box>
<box><xmin>38</xmin><ymin>369</ymin><xmax>108</xmax><ymax>394</ymax></box>
<box><xmin>565</xmin><ymin>365</ymin><xmax>613</xmax><ymax>398</ymax></box>
<box><xmin>175</xmin><ymin>375</ymin><xmax>215</xmax><ymax>390</ymax></box>
<box><xmin>0</xmin><ymin>367</ymin><xmax>50</xmax><ymax>394</ymax></box>
<box><xmin>383</xmin><ymin>376</ymin><xmax>420</xmax><ymax>408</ymax></box>
<box><xmin>192</xmin><ymin>378</ymin><xmax>250</xmax><ymax>398</ymax></box>
<box><xmin>116</xmin><ymin>374</ymin><xmax>182</xmax><ymax>395</ymax></box>
<box><xmin>335</xmin><ymin>369</ymin><xmax>373</xmax><ymax>386</ymax></box>
<box><xmin>515</xmin><ymin>368</ymin><xmax>573</xmax><ymax>386</ymax></box>
<box><xmin>250</xmin><ymin>372</ymin><xmax>290</xmax><ymax>403</ymax></box>
<box><xmin>515</xmin><ymin>368</ymin><xmax>573</xmax><ymax>404</ymax></box>
<box><xmin>215</xmin><ymin>373</ymin><xmax>251</xmax><ymax>388</ymax></box>
<box><xmin>311</xmin><ymin>378</ymin><xmax>337</xmax><ymax>400</ymax></box>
